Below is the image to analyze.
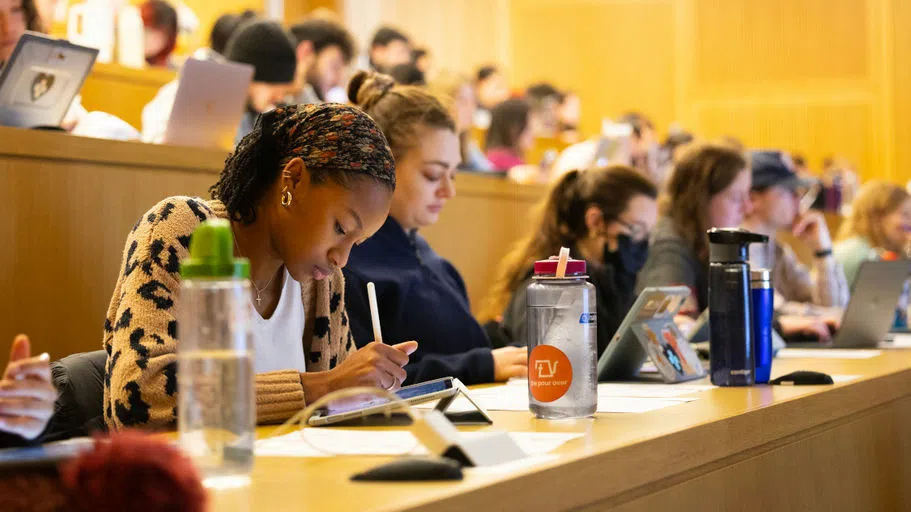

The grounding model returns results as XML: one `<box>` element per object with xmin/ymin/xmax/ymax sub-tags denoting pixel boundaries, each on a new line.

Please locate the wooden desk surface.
<box><xmin>239</xmin><ymin>352</ymin><xmax>911</xmax><ymax>511</ymax></box>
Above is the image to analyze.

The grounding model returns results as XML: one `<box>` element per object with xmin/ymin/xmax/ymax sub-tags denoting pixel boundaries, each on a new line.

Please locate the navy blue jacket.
<box><xmin>344</xmin><ymin>217</ymin><xmax>495</xmax><ymax>385</ymax></box>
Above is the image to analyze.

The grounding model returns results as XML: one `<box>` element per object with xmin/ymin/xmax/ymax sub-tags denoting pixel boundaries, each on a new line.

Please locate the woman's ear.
<box><xmin>282</xmin><ymin>158</ymin><xmax>308</xmax><ymax>191</ymax></box>
<box><xmin>584</xmin><ymin>206</ymin><xmax>605</xmax><ymax>236</ymax></box>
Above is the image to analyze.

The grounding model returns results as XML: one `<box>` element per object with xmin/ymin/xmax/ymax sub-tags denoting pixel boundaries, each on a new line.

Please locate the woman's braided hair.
<box><xmin>210</xmin><ymin>103</ymin><xmax>395</xmax><ymax>224</ymax></box>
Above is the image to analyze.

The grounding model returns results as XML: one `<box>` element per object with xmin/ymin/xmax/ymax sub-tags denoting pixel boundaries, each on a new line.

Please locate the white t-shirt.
<box><xmin>252</xmin><ymin>268</ymin><xmax>307</xmax><ymax>374</ymax></box>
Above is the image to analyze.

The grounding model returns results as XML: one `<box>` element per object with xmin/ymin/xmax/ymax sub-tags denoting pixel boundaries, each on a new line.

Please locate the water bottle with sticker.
<box><xmin>526</xmin><ymin>248</ymin><xmax>597</xmax><ymax>419</ymax></box>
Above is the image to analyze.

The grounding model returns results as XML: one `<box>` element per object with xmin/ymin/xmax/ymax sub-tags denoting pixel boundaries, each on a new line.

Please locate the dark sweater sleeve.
<box><xmin>403</xmin><ymin>347</ymin><xmax>495</xmax><ymax>386</ymax></box>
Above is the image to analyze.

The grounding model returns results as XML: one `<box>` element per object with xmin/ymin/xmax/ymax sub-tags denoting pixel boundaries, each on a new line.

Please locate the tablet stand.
<box><xmin>434</xmin><ymin>379</ymin><xmax>493</xmax><ymax>425</ymax></box>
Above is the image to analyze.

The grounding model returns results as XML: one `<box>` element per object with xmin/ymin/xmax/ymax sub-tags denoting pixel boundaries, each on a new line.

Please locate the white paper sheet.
<box><xmin>254</xmin><ymin>429</ymin><xmax>583</xmax><ymax>458</ymax></box>
<box><xmin>776</xmin><ymin>348</ymin><xmax>882</xmax><ymax>360</ymax></box>
<box><xmin>880</xmin><ymin>334</ymin><xmax>911</xmax><ymax>348</ymax></box>
<box><xmin>419</xmin><ymin>384</ymin><xmax>696</xmax><ymax>414</ymax></box>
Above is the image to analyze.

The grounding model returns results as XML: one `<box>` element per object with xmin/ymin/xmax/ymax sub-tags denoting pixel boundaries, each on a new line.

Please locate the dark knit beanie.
<box><xmin>224</xmin><ymin>19</ymin><xmax>297</xmax><ymax>84</ymax></box>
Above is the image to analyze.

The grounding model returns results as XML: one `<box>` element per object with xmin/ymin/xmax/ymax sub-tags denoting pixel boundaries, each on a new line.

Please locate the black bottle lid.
<box><xmin>707</xmin><ymin>228</ymin><xmax>769</xmax><ymax>263</ymax></box>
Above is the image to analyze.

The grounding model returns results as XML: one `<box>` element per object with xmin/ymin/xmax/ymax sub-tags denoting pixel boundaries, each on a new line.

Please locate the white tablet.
<box><xmin>0</xmin><ymin>32</ymin><xmax>97</xmax><ymax>128</ymax></box>
<box><xmin>308</xmin><ymin>377</ymin><xmax>468</xmax><ymax>426</ymax></box>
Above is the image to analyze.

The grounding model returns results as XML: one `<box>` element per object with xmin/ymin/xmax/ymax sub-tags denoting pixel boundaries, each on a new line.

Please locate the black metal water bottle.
<box><xmin>707</xmin><ymin>229</ymin><xmax>769</xmax><ymax>386</ymax></box>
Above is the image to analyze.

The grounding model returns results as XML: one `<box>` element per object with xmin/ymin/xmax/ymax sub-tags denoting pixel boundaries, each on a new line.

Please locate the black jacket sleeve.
<box><xmin>403</xmin><ymin>348</ymin><xmax>495</xmax><ymax>386</ymax></box>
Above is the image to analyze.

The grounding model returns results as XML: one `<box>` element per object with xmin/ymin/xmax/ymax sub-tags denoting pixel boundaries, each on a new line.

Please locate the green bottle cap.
<box><xmin>180</xmin><ymin>219</ymin><xmax>250</xmax><ymax>279</ymax></box>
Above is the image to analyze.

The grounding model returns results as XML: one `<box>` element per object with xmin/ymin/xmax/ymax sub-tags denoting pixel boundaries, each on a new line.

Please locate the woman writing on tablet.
<box><xmin>343</xmin><ymin>71</ymin><xmax>527</xmax><ymax>386</ymax></box>
<box><xmin>103</xmin><ymin>103</ymin><xmax>418</xmax><ymax>430</ymax></box>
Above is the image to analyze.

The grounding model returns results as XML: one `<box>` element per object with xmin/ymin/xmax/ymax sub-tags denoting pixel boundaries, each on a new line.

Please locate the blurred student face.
<box><xmin>144</xmin><ymin>28</ymin><xmax>169</xmax><ymax>58</ymax></box>
<box><xmin>708</xmin><ymin>169</ymin><xmax>752</xmax><ymax>229</ymax></box>
<box><xmin>559</xmin><ymin>94</ymin><xmax>581</xmax><ymax>127</ymax></box>
<box><xmin>477</xmin><ymin>72</ymin><xmax>509</xmax><ymax>109</ymax></box>
<box><xmin>373</xmin><ymin>39</ymin><xmax>411</xmax><ymax>71</ymax></box>
<box><xmin>306</xmin><ymin>45</ymin><xmax>347</xmax><ymax>98</ymax></box>
<box><xmin>750</xmin><ymin>185</ymin><xmax>799</xmax><ymax>229</ymax></box>
<box><xmin>882</xmin><ymin>198</ymin><xmax>911</xmax><ymax>253</ymax></box>
<box><xmin>248</xmin><ymin>82</ymin><xmax>295</xmax><ymax>113</ymax></box>
<box><xmin>0</xmin><ymin>0</ymin><xmax>27</xmax><ymax>63</ymax></box>
<box><xmin>389</xmin><ymin>126</ymin><xmax>460</xmax><ymax>230</ymax></box>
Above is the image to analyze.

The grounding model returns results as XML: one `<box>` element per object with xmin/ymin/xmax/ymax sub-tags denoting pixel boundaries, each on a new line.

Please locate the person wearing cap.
<box><xmin>288</xmin><ymin>17</ymin><xmax>356</xmax><ymax>105</ymax></box>
<box><xmin>140</xmin><ymin>18</ymin><xmax>297</xmax><ymax>145</ymax></box>
<box><xmin>224</xmin><ymin>19</ymin><xmax>298</xmax><ymax>143</ymax></box>
<box><xmin>741</xmin><ymin>150</ymin><xmax>849</xmax><ymax>341</ymax></box>
<box><xmin>103</xmin><ymin>103</ymin><xmax>418</xmax><ymax>431</ymax></box>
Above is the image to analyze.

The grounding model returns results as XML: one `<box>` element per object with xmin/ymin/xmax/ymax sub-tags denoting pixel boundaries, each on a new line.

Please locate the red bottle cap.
<box><xmin>533</xmin><ymin>258</ymin><xmax>587</xmax><ymax>276</ymax></box>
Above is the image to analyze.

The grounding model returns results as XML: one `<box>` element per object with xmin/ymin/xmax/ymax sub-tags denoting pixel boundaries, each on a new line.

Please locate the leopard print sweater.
<box><xmin>102</xmin><ymin>197</ymin><xmax>355</xmax><ymax>430</ymax></box>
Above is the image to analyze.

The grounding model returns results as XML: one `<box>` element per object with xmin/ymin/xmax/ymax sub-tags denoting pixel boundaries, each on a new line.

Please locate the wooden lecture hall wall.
<box><xmin>349</xmin><ymin>0</ymin><xmax>909</xmax><ymax>182</ymax></box>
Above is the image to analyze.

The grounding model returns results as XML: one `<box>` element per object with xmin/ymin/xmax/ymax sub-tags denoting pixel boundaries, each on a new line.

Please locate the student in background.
<box><xmin>288</xmin><ymin>18</ymin><xmax>355</xmax><ymax>104</ymax></box>
<box><xmin>526</xmin><ymin>82</ymin><xmax>561</xmax><ymax>138</ymax></box>
<box><xmin>368</xmin><ymin>26</ymin><xmax>411</xmax><ymax>73</ymax></box>
<box><xmin>104</xmin><ymin>103</ymin><xmax>417</xmax><ymax>430</ymax></box>
<box><xmin>196</xmin><ymin>9</ymin><xmax>256</xmax><ymax>61</ymax></box>
<box><xmin>637</xmin><ymin>143</ymin><xmax>752</xmax><ymax>319</ymax></box>
<box><xmin>835</xmin><ymin>181</ymin><xmax>911</xmax><ymax>284</ymax></box>
<box><xmin>741</xmin><ymin>151</ymin><xmax>849</xmax><ymax>311</ymax></box>
<box><xmin>430</xmin><ymin>72</ymin><xmax>492</xmax><ymax>171</ymax></box>
<box><xmin>0</xmin><ymin>335</ymin><xmax>54</xmax><ymax>447</ymax></box>
<box><xmin>638</xmin><ymin>144</ymin><xmax>836</xmax><ymax>340</ymax></box>
<box><xmin>474</xmin><ymin>65</ymin><xmax>510</xmax><ymax>129</ymax></box>
<box><xmin>0</xmin><ymin>0</ymin><xmax>92</xmax><ymax>131</ymax></box>
<box><xmin>344</xmin><ymin>71</ymin><xmax>527</xmax><ymax>385</ymax></box>
<box><xmin>141</xmin><ymin>9</ymin><xmax>257</xmax><ymax>142</ymax></box>
<box><xmin>226</xmin><ymin>20</ymin><xmax>298</xmax><ymax>142</ymax></box>
<box><xmin>485</xmin><ymin>98</ymin><xmax>534</xmax><ymax>171</ymax></box>
<box><xmin>482</xmin><ymin>166</ymin><xmax>659</xmax><ymax>354</ymax></box>
<box><xmin>618</xmin><ymin>112</ymin><xmax>662</xmax><ymax>185</ymax></box>
<box><xmin>140</xmin><ymin>0</ymin><xmax>178</xmax><ymax>69</ymax></box>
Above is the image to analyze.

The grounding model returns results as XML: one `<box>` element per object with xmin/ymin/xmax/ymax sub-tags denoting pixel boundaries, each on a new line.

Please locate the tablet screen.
<box><xmin>321</xmin><ymin>377</ymin><xmax>455</xmax><ymax>416</ymax></box>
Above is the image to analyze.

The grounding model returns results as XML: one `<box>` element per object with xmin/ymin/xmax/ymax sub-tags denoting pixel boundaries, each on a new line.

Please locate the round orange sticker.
<box><xmin>528</xmin><ymin>345</ymin><xmax>573</xmax><ymax>402</ymax></box>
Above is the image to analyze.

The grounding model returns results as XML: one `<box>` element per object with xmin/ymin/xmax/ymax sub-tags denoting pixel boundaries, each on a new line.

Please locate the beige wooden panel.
<box><xmin>509</xmin><ymin>0</ymin><xmax>677</xmax><ymax>137</ymax></box>
<box><xmin>693</xmin><ymin>0</ymin><xmax>870</xmax><ymax>84</ymax></box>
<box><xmin>693</xmin><ymin>100</ymin><xmax>876</xmax><ymax>179</ymax></box>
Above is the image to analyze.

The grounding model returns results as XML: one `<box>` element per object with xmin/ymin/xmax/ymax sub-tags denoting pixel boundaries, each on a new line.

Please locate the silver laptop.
<box><xmin>162</xmin><ymin>58</ymin><xmax>253</xmax><ymax>151</ymax></box>
<box><xmin>0</xmin><ymin>32</ymin><xmax>97</xmax><ymax>128</ymax></box>
<box><xmin>791</xmin><ymin>260</ymin><xmax>911</xmax><ymax>348</ymax></box>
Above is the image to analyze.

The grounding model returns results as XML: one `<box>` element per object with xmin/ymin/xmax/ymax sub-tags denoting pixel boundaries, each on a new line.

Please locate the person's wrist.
<box><xmin>299</xmin><ymin>370</ymin><xmax>332</xmax><ymax>403</ymax></box>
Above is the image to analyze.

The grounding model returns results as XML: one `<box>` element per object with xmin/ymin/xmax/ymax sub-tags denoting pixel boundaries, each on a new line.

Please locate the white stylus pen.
<box><xmin>367</xmin><ymin>282</ymin><xmax>384</xmax><ymax>344</ymax></box>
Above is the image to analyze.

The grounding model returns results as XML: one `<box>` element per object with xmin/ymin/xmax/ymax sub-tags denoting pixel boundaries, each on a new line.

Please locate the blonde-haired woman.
<box><xmin>835</xmin><ymin>181</ymin><xmax>911</xmax><ymax>285</ymax></box>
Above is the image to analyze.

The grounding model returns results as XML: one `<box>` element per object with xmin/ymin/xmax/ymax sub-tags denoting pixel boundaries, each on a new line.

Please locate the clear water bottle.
<box><xmin>178</xmin><ymin>219</ymin><xmax>255</xmax><ymax>486</ymax></box>
<box><xmin>526</xmin><ymin>257</ymin><xmax>597</xmax><ymax>419</ymax></box>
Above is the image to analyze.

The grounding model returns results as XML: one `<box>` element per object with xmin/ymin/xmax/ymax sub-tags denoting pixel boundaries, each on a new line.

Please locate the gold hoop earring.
<box><xmin>281</xmin><ymin>186</ymin><xmax>293</xmax><ymax>207</ymax></box>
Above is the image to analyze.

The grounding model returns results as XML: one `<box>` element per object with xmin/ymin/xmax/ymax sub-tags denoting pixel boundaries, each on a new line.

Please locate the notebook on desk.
<box><xmin>0</xmin><ymin>32</ymin><xmax>97</xmax><ymax>128</ymax></box>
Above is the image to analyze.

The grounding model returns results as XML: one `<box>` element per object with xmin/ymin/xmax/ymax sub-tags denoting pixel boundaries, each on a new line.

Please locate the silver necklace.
<box><xmin>232</xmin><ymin>230</ymin><xmax>278</xmax><ymax>308</ymax></box>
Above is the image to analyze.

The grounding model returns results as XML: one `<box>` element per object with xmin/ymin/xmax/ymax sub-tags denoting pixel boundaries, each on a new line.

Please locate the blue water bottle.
<box><xmin>751</xmin><ymin>269</ymin><xmax>774</xmax><ymax>384</ymax></box>
<box><xmin>707</xmin><ymin>229</ymin><xmax>769</xmax><ymax>387</ymax></box>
